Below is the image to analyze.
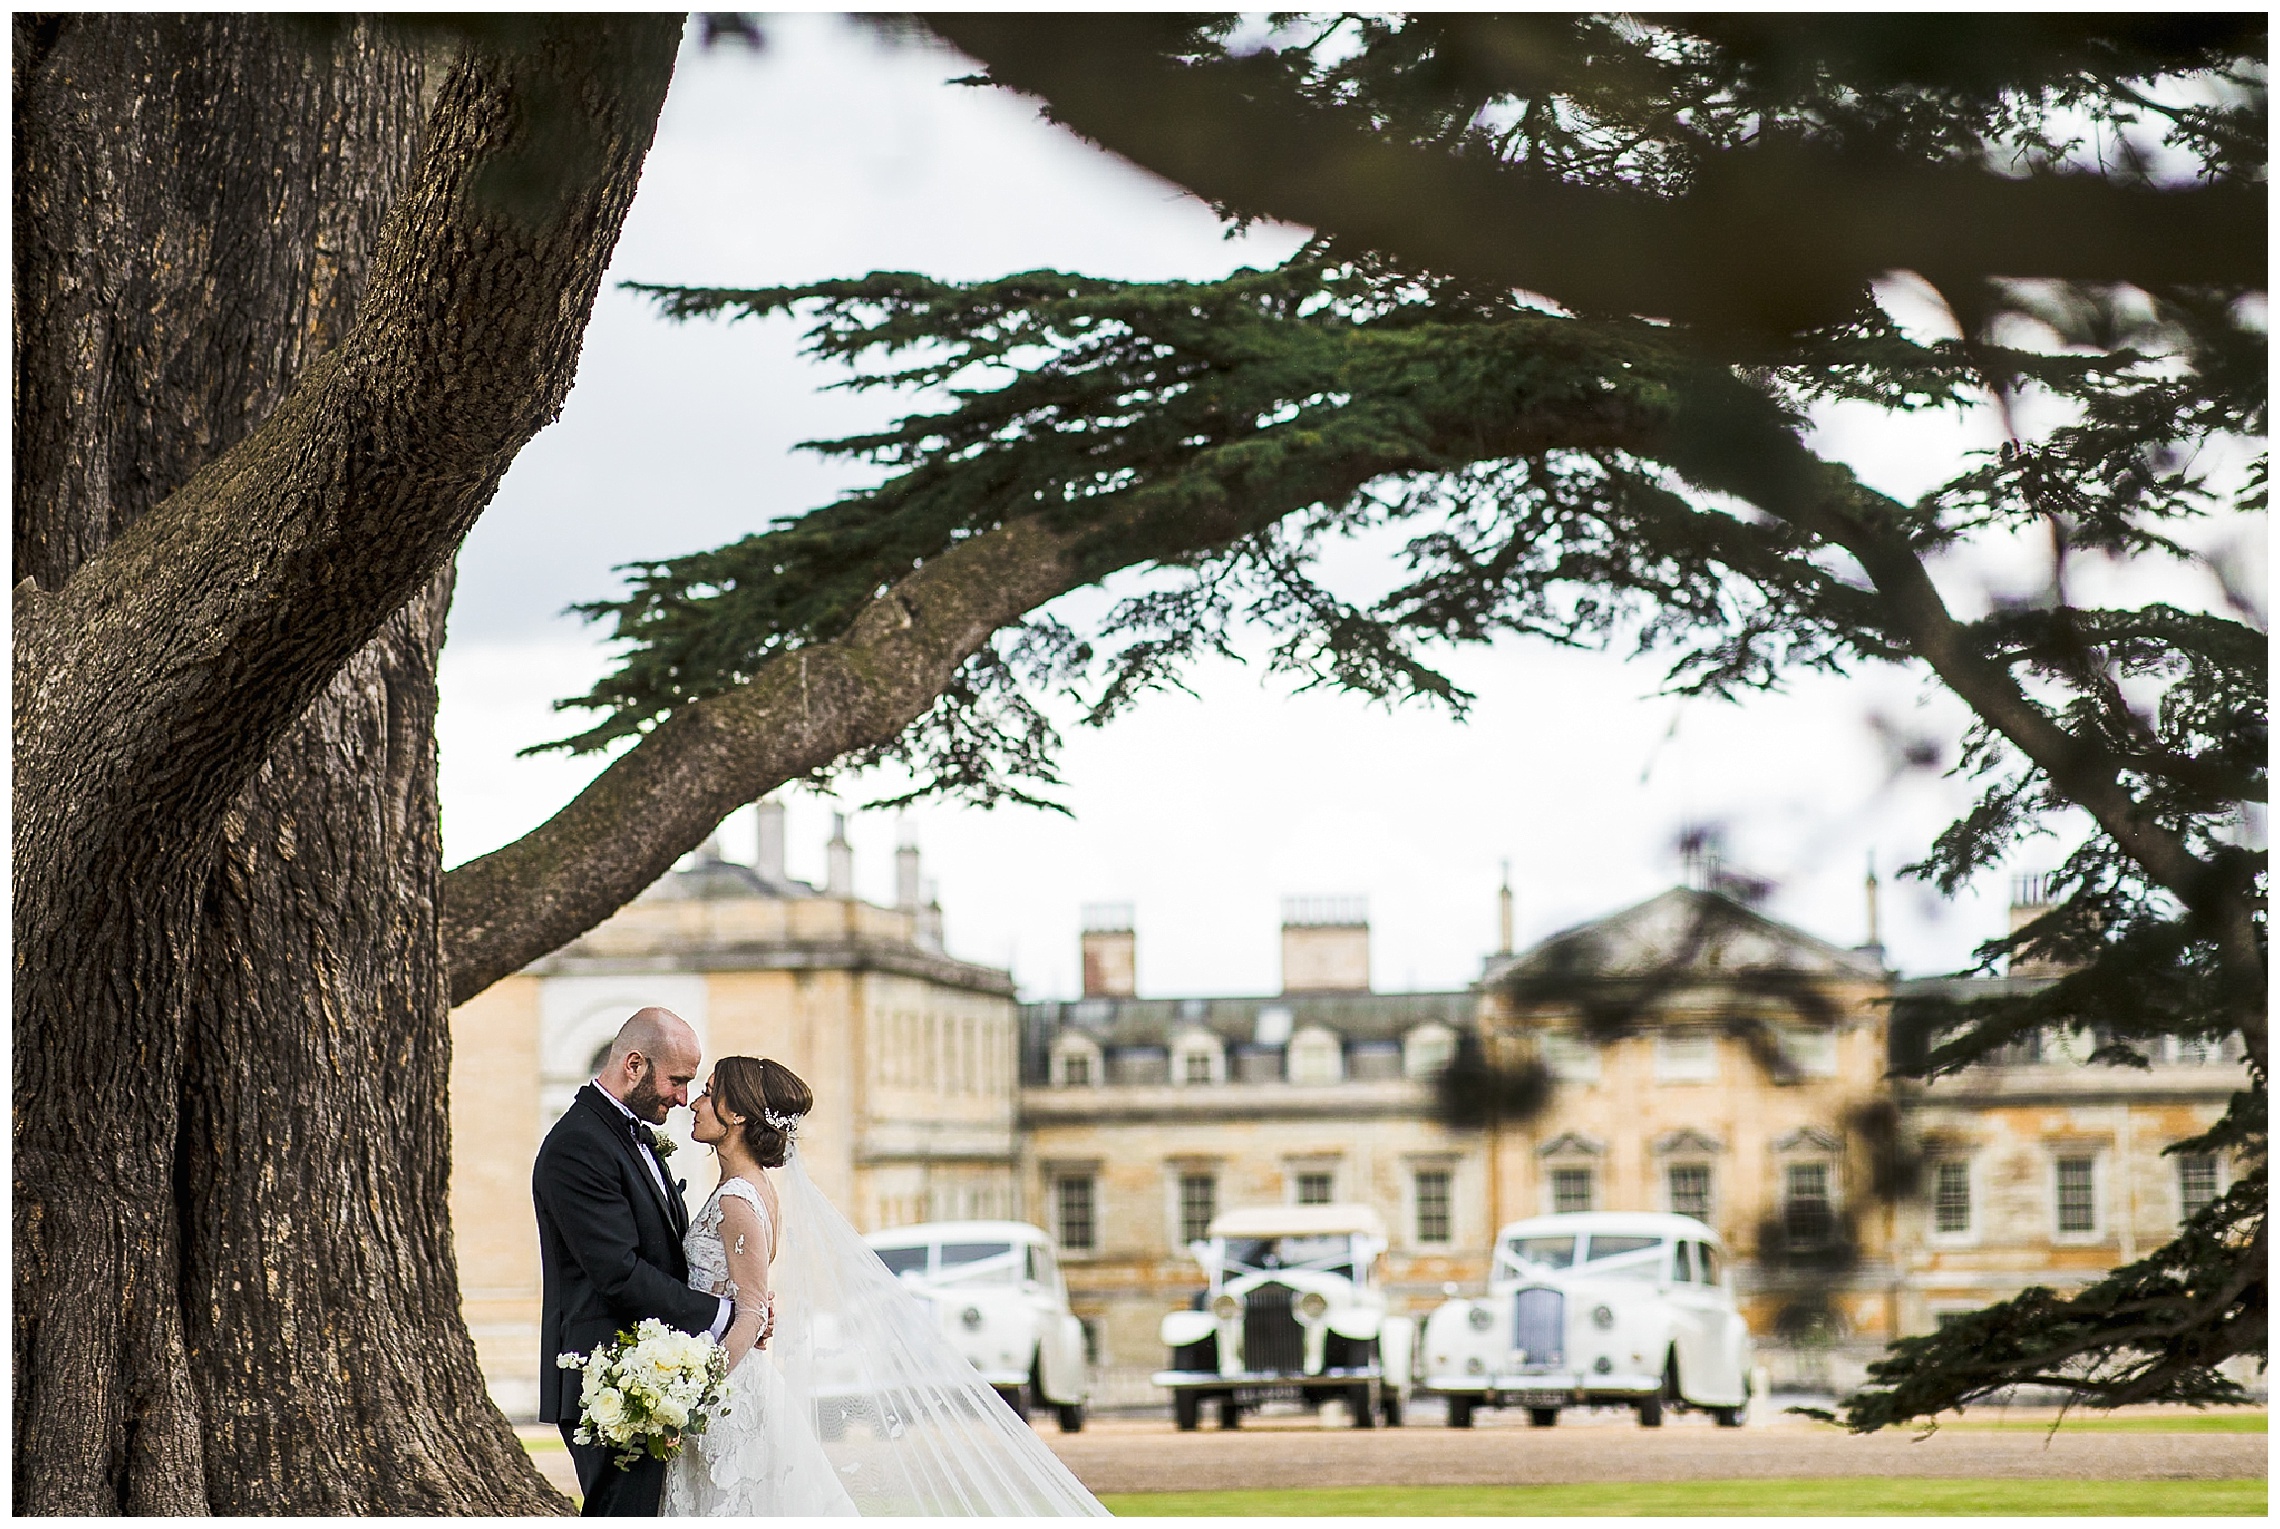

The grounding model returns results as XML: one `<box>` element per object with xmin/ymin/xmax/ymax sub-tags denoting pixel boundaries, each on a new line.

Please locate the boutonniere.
<box><xmin>643</xmin><ymin>1125</ymin><xmax>677</xmax><ymax>1160</ymax></box>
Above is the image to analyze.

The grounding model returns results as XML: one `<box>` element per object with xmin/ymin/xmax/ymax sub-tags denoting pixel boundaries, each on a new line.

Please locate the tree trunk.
<box><xmin>13</xmin><ymin>13</ymin><xmax>673</xmax><ymax>1510</ymax></box>
<box><xmin>178</xmin><ymin>565</ymin><xmax>553</xmax><ymax>1511</ymax></box>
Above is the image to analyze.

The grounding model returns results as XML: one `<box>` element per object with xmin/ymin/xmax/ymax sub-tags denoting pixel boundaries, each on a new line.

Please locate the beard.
<box><xmin>623</xmin><ymin>1071</ymin><xmax>673</xmax><ymax>1124</ymax></box>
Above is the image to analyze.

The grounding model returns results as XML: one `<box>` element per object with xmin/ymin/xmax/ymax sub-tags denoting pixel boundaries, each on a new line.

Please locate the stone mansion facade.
<box><xmin>447</xmin><ymin>821</ymin><xmax>2249</xmax><ymax>1412</ymax></box>
<box><xmin>1017</xmin><ymin>885</ymin><xmax>2247</xmax><ymax>1399</ymax></box>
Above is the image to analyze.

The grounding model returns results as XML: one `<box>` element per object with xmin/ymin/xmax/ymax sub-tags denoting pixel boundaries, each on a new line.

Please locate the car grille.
<box><xmin>1243</xmin><ymin>1284</ymin><xmax>1306</xmax><ymax>1373</ymax></box>
<box><xmin>1513</xmin><ymin>1286</ymin><xmax>1564</xmax><ymax>1367</ymax></box>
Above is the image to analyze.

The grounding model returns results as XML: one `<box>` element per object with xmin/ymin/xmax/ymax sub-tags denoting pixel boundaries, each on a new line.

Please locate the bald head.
<box><xmin>598</xmin><ymin>1006</ymin><xmax>701</xmax><ymax>1123</ymax></box>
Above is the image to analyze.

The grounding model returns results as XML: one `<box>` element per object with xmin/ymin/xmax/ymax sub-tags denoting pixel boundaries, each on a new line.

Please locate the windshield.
<box><xmin>933</xmin><ymin>1241</ymin><xmax>1021</xmax><ymax>1287</ymax></box>
<box><xmin>1220</xmin><ymin>1234</ymin><xmax>1356</xmax><ymax>1282</ymax></box>
<box><xmin>1503</xmin><ymin>1235</ymin><xmax>1578</xmax><ymax>1272</ymax></box>
<box><xmin>874</xmin><ymin>1245</ymin><xmax>928</xmax><ymax>1277</ymax></box>
<box><xmin>1581</xmin><ymin>1234</ymin><xmax>1665</xmax><ymax>1280</ymax></box>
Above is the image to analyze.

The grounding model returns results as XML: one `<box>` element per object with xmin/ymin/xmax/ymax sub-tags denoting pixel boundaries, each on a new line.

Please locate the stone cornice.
<box><xmin>853</xmin><ymin>1145</ymin><xmax>1019</xmax><ymax>1167</ymax></box>
<box><xmin>1897</xmin><ymin>1066</ymin><xmax>2247</xmax><ymax>1108</ymax></box>
<box><xmin>528</xmin><ymin>938</ymin><xmax>1017</xmax><ymax>997</ymax></box>
<box><xmin>1019</xmin><ymin>1078</ymin><xmax>1432</xmax><ymax>1126</ymax></box>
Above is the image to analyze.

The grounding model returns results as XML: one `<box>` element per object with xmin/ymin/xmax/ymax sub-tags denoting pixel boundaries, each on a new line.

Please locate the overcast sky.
<box><xmin>437</xmin><ymin>17</ymin><xmax>2258</xmax><ymax>1002</ymax></box>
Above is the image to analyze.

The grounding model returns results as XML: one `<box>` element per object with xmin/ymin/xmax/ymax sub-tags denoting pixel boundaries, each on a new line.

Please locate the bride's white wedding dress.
<box><xmin>662</xmin><ymin>1176</ymin><xmax>857</xmax><ymax>1516</ymax></box>
<box><xmin>662</xmin><ymin>1151</ymin><xmax>1107</xmax><ymax>1517</ymax></box>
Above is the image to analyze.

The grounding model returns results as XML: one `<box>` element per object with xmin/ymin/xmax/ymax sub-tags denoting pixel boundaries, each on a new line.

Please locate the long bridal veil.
<box><xmin>767</xmin><ymin>1147</ymin><xmax>1110</xmax><ymax>1516</ymax></box>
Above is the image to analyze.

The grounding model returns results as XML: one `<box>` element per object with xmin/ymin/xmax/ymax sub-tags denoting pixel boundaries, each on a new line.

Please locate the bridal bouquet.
<box><xmin>558</xmin><ymin>1318</ymin><xmax>731</xmax><ymax>1470</ymax></box>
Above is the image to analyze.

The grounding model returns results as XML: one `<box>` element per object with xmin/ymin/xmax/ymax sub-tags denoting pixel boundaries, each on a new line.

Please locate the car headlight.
<box><xmin>1211</xmin><ymin>1292</ymin><xmax>1242</xmax><ymax>1321</ymax></box>
<box><xmin>1591</xmin><ymin>1305</ymin><xmax>1616</xmax><ymax>1331</ymax></box>
<box><xmin>1466</xmin><ymin>1305</ymin><xmax>1493</xmax><ymax>1331</ymax></box>
<box><xmin>1465</xmin><ymin>1356</ymin><xmax>1486</xmax><ymax>1375</ymax></box>
<box><xmin>960</xmin><ymin>1306</ymin><xmax>984</xmax><ymax>1331</ymax></box>
<box><xmin>1296</xmin><ymin>1291</ymin><xmax>1329</xmax><ymax>1322</ymax></box>
<box><xmin>1593</xmin><ymin>1355</ymin><xmax>1613</xmax><ymax>1374</ymax></box>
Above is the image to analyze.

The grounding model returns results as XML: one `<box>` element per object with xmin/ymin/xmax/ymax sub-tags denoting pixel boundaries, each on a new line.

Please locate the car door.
<box><xmin>1661</xmin><ymin>1238</ymin><xmax>1722</xmax><ymax>1401</ymax></box>
<box><xmin>1028</xmin><ymin>1243</ymin><xmax>1083</xmax><ymax>1403</ymax></box>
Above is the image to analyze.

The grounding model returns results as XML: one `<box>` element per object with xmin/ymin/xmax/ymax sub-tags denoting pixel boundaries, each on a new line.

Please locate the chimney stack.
<box><xmin>1079</xmin><ymin>903</ymin><xmax>1136</xmax><ymax>998</ymax></box>
<box><xmin>2007</xmin><ymin>871</ymin><xmax>2063</xmax><ymax>975</ymax></box>
<box><xmin>825</xmin><ymin>812</ymin><xmax>855</xmax><ymax>898</ymax></box>
<box><xmin>894</xmin><ymin>821</ymin><xmax>922</xmax><ymax>911</ymax></box>
<box><xmin>1497</xmin><ymin>861</ymin><xmax>1515</xmax><ymax>957</ymax></box>
<box><xmin>1865</xmin><ymin>852</ymin><xmax>1880</xmax><ymax>942</ymax></box>
<box><xmin>754</xmin><ymin>797</ymin><xmax>787</xmax><ymax>884</ymax></box>
<box><xmin>1281</xmin><ymin>895</ymin><xmax>1370</xmax><ymax>994</ymax></box>
<box><xmin>919</xmin><ymin>878</ymin><xmax>944</xmax><ymax>950</ymax></box>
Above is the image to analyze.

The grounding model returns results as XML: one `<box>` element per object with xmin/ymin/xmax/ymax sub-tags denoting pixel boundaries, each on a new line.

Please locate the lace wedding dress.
<box><xmin>662</xmin><ymin>1150</ymin><xmax>1107</xmax><ymax>1517</ymax></box>
<box><xmin>661</xmin><ymin>1176</ymin><xmax>857</xmax><ymax>1516</ymax></box>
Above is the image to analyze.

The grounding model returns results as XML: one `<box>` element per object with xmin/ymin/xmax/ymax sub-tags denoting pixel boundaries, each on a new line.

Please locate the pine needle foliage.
<box><xmin>563</xmin><ymin>14</ymin><xmax>2264</xmax><ymax>1423</ymax></box>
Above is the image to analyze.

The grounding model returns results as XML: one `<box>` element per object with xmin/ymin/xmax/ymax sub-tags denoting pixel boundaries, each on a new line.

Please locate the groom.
<box><xmin>533</xmin><ymin>1007</ymin><xmax>730</xmax><ymax>1516</ymax></box>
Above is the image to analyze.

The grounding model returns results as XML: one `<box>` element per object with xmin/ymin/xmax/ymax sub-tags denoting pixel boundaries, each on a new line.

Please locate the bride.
<box><xmin>663</xmin><ymin>1056</ymin><xmax>1106</xmax><ymax>1517</ymax></box>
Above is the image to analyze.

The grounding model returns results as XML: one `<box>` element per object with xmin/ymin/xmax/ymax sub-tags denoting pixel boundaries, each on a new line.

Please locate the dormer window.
<box><xmin>1052</xmin><ymin>1033</ymin><xmax>1103</xmax><ymax>1088</ymax></box>
<box><xmin>1169</xmin><ymin>1027</ymin><xmax>1224</xmax><ymax>1087</ymax></box>
<box><xmin>1402</xmin><ymin>1022</ymin><xmax>1457</xmax><ymax>1080</ymax></box>
<box><xmin>1287</xmin><ymin>1025</ymin><xmax>1344</xmax><ymax>1086</ymax></box>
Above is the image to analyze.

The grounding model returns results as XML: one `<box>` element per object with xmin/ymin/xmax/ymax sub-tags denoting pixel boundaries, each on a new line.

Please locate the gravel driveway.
<box><xmin>1036</xmin><ymin>1410</ymin><xmax>2266</xmax><ymax>1494</ymax></box>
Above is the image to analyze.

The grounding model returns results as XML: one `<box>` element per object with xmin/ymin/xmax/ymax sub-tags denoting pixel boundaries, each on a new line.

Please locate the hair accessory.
<box><xmin>763</xmin><ymin>1106</ymin><xmax>799</xmax><ymax>1138</ymax></box>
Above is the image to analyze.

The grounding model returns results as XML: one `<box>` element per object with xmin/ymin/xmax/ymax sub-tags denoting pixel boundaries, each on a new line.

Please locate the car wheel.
<box><xmin>998</xmin><ymin>1384</ymin><xmax>1029</xmax><ymax>1422</ymax></box>
<box><xmin>1380</xmin><ymin>1389</ymin><xmax>1404</xmax><ymax>1428</ymax></box>
<box><xmin>1527</xmin><ymin>1407</ymin><xmax>1559</xmax><ymax>1428</ymax></box>
<box><xmin>1348</xmin><ymin>1383</ymin><xmax>1377</xmax><ymax>1429</ymax></box>
<box><xmin>1217</xmin><ymin>1395</ymin><xmax>1243</xmax><ymax>1430</ymax></box>
<box><xmin>1662</xmin><ymin>1349</ymin><xmax>1683</xmax><ymax>1405</ymax></box>
<box><xmin>1712</xmin><ymin>1406</ymin><xmax>1745</xmax><ymax>1427</ymax></box>
<box><xmin>1173</xmin><ymin>1391</ymin><xmax>1201</xmax><ymax>1431</ymax></box>
<box><xmin>1636</xmin><ymin>1394</ymin><xmax>1664</xmax><ymax>1427</ymax></box>
<box><xmin>1057</xmin><ymin>1401</ymin><xmax>1086</xmax><ymax>1433</ymax></box>
<box><xmin>1446</xmin><ymin>1395</ymin><xmax>1475</xmax><ymax>1428</ymax></box>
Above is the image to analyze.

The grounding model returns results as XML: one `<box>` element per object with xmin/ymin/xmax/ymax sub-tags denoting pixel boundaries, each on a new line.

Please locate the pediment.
<box><xmin>1535</xmin><ymin>1131</ymin><xmax>1605</xmax><ymax>1160</ymax></box>
<box><xmin>1652</xmin><ymin>1128</ymin><xmax>1725</xmax><ymax>1157</ymax></box>
<box><xmin>1499</xmin><ymin>888</ymin><xmax>1884</xmax><ymax>987</ymax></box>
<box><xmin>1772</xmin><ymin>1125</ymin><xmax>1843</xmax><ymax>1155</ymax></box>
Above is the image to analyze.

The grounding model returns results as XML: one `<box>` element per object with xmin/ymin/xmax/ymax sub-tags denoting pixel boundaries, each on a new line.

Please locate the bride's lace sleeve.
<box><xmin>713</xmin><ymin>1180</ymin><xmax>775</xmax><ymax>1370</ymax></box>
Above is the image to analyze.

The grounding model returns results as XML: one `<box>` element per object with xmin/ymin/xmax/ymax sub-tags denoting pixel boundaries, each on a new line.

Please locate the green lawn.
<box><xmin>1943</xmin><ymin>1411</ymin><xmax>2266</xmax><ymax>1434</ymax></box>
<box><xmin>1098</xmin><ymin>1479</ymin><xmax>2268</xmax><ymax>1517</ymax></box>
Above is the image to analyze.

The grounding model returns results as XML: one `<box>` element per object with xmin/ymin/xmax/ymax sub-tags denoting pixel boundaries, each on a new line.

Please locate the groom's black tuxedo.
<box><xmin>534</xmin><ymin>1083</ymin><xmax>721</xmax><ymax>1516</ymax></box>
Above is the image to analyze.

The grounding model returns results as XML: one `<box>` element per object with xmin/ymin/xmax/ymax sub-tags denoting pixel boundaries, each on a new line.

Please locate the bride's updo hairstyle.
<box><xmin>711</xmin><ymin>1055</ymin><xmax>813</xmax><ymax>1167</ymax></box>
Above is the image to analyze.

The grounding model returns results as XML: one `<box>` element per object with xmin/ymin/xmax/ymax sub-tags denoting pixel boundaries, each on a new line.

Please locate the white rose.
<box><xmin>589</xmin><ymin>1390</ymin><xmax>626</xmax><ymax>1428</ymax></box>
<box><xmin>655</xmin><ymin>1398</ymin><xmax>689</xmax><ymax>1430</ymax></box>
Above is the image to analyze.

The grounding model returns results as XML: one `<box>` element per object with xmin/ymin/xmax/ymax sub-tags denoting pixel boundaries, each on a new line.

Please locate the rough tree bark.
<box><xmin>12</xmin><ymin>14</ymin><xmax>679</xmax><ymax>1512</ymax></box>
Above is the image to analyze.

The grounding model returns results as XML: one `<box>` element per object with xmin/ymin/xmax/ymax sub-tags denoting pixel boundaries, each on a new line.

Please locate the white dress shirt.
<box><xmin>592</xmin><ymin>1079</ymin><xmax>732</xmax><ymax>1341</ymax></box>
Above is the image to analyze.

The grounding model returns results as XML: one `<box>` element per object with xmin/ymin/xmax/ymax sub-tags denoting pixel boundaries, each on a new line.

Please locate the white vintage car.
<box><xmin>1417</xmin><ymin>1212</ymin><xmax>1751</xmax><ymax>1427</ymax></box>
<box><xmin>1153</xmin><ymin>1204</ymin><xmax>1414</xmax><ymax>1430</ymax></box>
<box><xmin>864</xmin><ymin>1220</ymin><xmax>1090</xmax><ymax>1431</ymax></box>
